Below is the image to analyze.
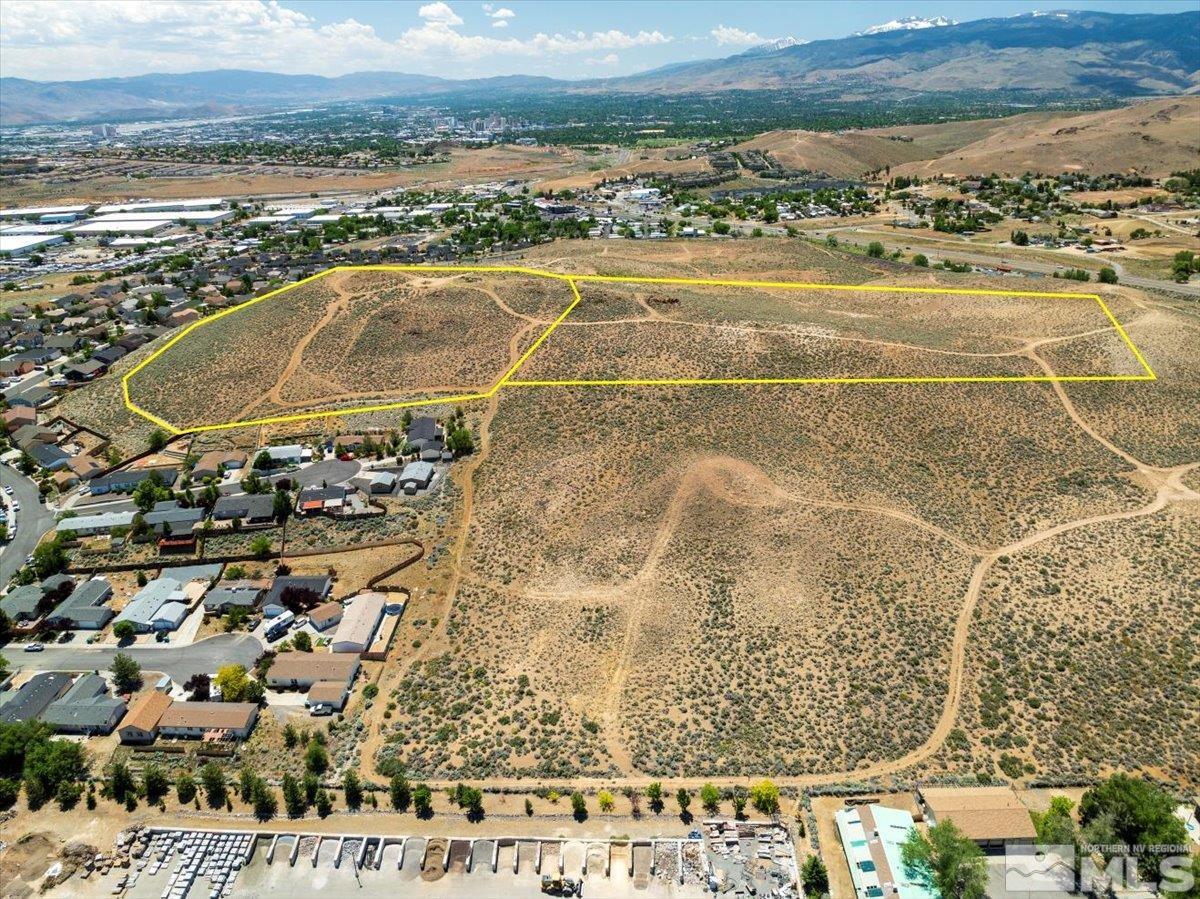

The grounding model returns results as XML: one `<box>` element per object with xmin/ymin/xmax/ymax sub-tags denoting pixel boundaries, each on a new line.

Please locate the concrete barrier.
<box><xmin>535</xmin><ymin>840</ymin><xmax>542</xmax><ymax>874</ymax></box>
<box><xmin>312</xmin><ymin>837</ymin><xmax>322</xmax><ymax>868</ymax></box>
<box><xmin>491</xmin><ymin>840</ymin><xmax>499</xmax><ymax>873</ymax></box>
<box><xmin>267</xmin><ymin>835</ymin><xmax>279</xmax><ymax>863</ymax></box>
<box><xmin>333</xmin><ymin>836</ymin><xmax>346</xmax><ymax>869</ymax></box>
<box><xmin>289</xmin><ymin>835</ymin><xmax>300</xmax><ymax>867</ymax></box>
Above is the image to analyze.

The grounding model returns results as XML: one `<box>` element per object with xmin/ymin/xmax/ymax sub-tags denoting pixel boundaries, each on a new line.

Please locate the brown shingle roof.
<box><xmin>307</xmin><ymin>681</ymin><xmax>348</xmax><ymax>703</ymax></box>
<box><xmin>118</xmin><ymin>690</ymin><xmax>172</xmax><ymax>733</ymax></box>
<box><xmin>919</xmin><ymin>787</ymin><xmax>1037</xmax><ymax>841</ymax></box>
<box><xmin>158</xmin><ymin>701</ymin><xmax>257</xmax><ymax>730</ymax></box>
<box><xmin>269</xmin><ymin>651</ymin><xmax>359</xmax><ymax>684</ymax></box>
<box><xmin>309</xmin><ymin>601</ymin><xmax>343</xmax><ymax>627</ymax></box>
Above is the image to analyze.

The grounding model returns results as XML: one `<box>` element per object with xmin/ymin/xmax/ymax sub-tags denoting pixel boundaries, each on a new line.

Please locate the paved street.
<box><xmin>1</xmin><ymin>633</ymin><xmax>263</xmax><ymax>683</ymax></box>
<box><xmin>0</xmin><ymin>463</ymin><xmax>57</xmax><ymax>585</ymax></box>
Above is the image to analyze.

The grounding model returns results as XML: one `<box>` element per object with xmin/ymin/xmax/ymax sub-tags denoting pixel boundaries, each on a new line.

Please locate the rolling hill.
<box><xmin>732</xmin><ymin>97</ymin><xmax>1200</xmax><ymax>179</ymax></box>
<box><xmin>604</xmin><ymin>10</ymin><xmax>1199</xmax><ymax>95</ymax></box>
<box><xmin>2</xmin><ymin>9</ymin><xmax>1196</xmax><ymax>126</ymax></box>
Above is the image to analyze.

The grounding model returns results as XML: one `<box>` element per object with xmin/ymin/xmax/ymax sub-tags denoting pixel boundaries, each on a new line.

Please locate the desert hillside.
<box><xmin>733</xmin><ymin>97</ymin><xmax>1199</xmax><ymax>179</ymax></box>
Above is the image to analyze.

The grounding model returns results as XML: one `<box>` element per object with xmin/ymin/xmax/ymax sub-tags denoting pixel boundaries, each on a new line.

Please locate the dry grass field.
<box><xmin>354</xmin><ymin>240</ymin><xmax>1198</xmax><ymax>786</ymax></box>
<box><xmin>734</xmin><ymin>97</ymin><xmax>1199</xmax><ymax>179</ymax></box>
<box><xmin>56</xmin><ymin>238</ymin><xmax>1199</xmax><ymax>787</ymax></box>
<box><xmin>125</xmin><ymin>269</ymin><xmax>574</xmax><ymax>430</ymax></box>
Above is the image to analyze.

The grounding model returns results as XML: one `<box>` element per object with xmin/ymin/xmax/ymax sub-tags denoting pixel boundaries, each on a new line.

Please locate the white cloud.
<box><xmin>418</xmin><ymin>2</ymin><xmax>463</xmax><ymax>27</ymax></box>
<box><xmin>585</xmin><ymin>52</ymin><xmax>620</xmax><ymax>66</ymax></box>
<box><xmin>492</xmin><ymin>19</ymin><xmax>508</xmax><ymax>28</ymax></box>
<box><xmin>0</xmin><ymin>0</ymin><xmax>674</xmax><ymax>80</ymax></box>
<box><xmin>710</xmin><ymin>24</ymin><xmax>765</xmax><ymax>46</ymax></box>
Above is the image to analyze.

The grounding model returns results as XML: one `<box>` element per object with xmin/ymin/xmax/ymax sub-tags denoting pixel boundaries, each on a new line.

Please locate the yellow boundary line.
<box><xmin>121</xmin><ymin>264</ymin><xmax>1155</xmax><ymax>435</ymax></box>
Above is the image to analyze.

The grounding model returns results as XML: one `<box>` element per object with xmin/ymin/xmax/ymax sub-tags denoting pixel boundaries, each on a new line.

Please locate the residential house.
<box><xmin>835</xmin><ymin>805</ymin><xmax>935</xmax><ymax>899</ymax></box>
<box><xmin>60</xmin><ymin>510</ymin><xmax>136</xmax><ymax>537</ymax></box>
<box><xmin>112</xmin><ymin>577</ymin><xmax>187</xmax><ymax>633</ymax></box>
<box><xmin>2</xmin><ymin>406</ymin><xmax>36</xmax><ymax>432</ymax></box>
<box><xmin>266</xmin><ymin>651</ymin><xmax>360</xmax><ymax>693</ymax></box>
<box><xmin>192</xmin><ymin>449</ymin><xmax>247</xmax><ymax>481</ymax></box>
<box><xmin>89</xmin><ymin>466</ymin><xmax>178</xmax><ymax>495</ymax></box>
<box><xmin>212</xmin><ymin>492</ymin><xmax>274</xmax><ymax>524</ymax></box>
<box><xmin>28</xmin><ymin>442</ymin><xmax>71</xmax><ymax>471</ymax></box>
<box><xmin>398</xmin><ymin>461</ymin><xmax>435</xmax><ymax>494</ymax></box>
<box><xmin>331</xmin><ymin>592</ymin><xmax>386</xmax><ymax>654</ymax></box>
<box><xmin>916</xmin><ymin>786</ymin><xmax>1038</xmax><ymax>847</ymax></box>
<box><xmin>40</xmin><ymin>674</ymin><xmax>126</xmax><ymax>735</ymax></box>
<box><xmin>116</xmin><ymin>690</ymin><xmax>173</xmax><ymax>744</ymax></box>
<box><xmin>309</xmin><ymin>600</ymin><xmax>344</xmax><ymax>632</ymax></box>
<box><xmin>143</xmin><ymin>500</ymin><xmax>203</xmax><ymax>536</ymax></box>
<box><xmin>46</xmin><ymin>578</ymin><xmax>114</xmax><ymax>630</ymax></box>
<box><xmin>295</xmin><ymin>484</ymin><xmax>351</xmax><ymax>516</ymax></box>
<box><xmin>262</xmin><ymin>575</ymin><xmax>331</xmax><ymax>617</ymax></box>
<box><xmin>202</xmin><ymin>581</ymin><xmax>264</xmax><ymax>615</ymax></box>
<box><xmin>0</xmin><ymin>672</ymin><xmax>72</xmax><ymax>723</ymax></box>
<box><xmin>157</xmin><ymin>701</ymin><xmax>259</xmax><ymax>740</ymax></box>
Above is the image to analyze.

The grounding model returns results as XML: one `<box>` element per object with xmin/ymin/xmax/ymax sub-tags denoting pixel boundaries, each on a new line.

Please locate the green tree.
<box><xmin>175</xmin><ymin>771</ymin><xmax>197</xmax><ymax>804</ymax></box>
<box><xmin>676</xmin><ymin>788</ymin><xmax>692</xmax><ymax>819</ymax></box>
<box><xmin>750</xmin><ymin>779</ymin><xmax>780</xmax><ymax>815</ymax></box>
<box><xmin>282</xmin><ymin>773</ymin><xmax>305</xmax><ymax>818</ymax></box>
<box><xmin>250</xmin><ymin>534</ymin><xmax>273</xmax><ymax>560</ymax></box>
<box><xmin>143</xmin><ymin>765</ymin><xmax>170</xmax><ymax>804</ymax></box>
<box><xmin>901</xmin><ymin>820</ymin><xmax>987</xmax><ymax>899</ymax></box>
<box><xmin>598</xmin><ymin>789</ymin><xmax>615</xmax><ymax>813</ymax></box>
<box><xmin>1032</xmin><ymin>795</ymin><xmax>1079</xmax><ymax>847</ymax></box>
<box><xmin>292</xmin><ymin>630</ymin><xmax>312</xmax><ymax>652</ymax></box>
<box><xmin>1079</xmin><ymin>773</ymin><xmax>1188</xmax><ymax>883</ymax></box>
<box><xmin>238</xmin><ymin>767</ymin><xmax>256</xmax><ymax>803</ymax></box>
<box><xmin>646</xmin><ymin>781</ymin><xmax>664</xmax><ymax>813</ymax></box>
<box><xmin>1011</xmin><ymin>229</ymin><xmax>1030</xmax><ymax>246</ymax></box>
<box><xmin>913</xmin><ymin>253</ymin><xmax>929</xmax><ymax>267</ymax></box>
<box><xmin>732</xmin><ymin>786</ymin><xmax>748</xmax><ymax>819</ymax></box>
<box><xmin>700</xmin><ymin>783</ymin><xmax>721</xmax><ymax>815</ymax></box>
<box><xmin>801</xmin><ymin>854</ymin><xmax>829</xmax><ymax>898</ymax></box>
<box><xmin>316</xmin><ymin>789</ymin><xmax>333</xmax><ymax>818</ymax></box>
<box><xmin>389</xmin><ymin>773</ymin><xmax>411</xmax><ymax>811</ymax></box>
<box><xmin>1098</xmin><ymin>266</ymin><xmax>1118</xmax><ymax>284</ymax></box>
<box><xmin>132</xmin><ymin>470</ymin><xmax>170</xmax><ymax>513</ymax></box>
<box><xmin>272</xmin><ymin>489</ymin><xmax>292</xmax><ymax>523</ymax></box>
<box><xmin>112</xmin><ymin>620</ymin><xmax>136</xmax><ymax>644</ymax></box>
<box><xmin>110</xmin><ymin>652</ymin><xmax>142</xmax><ymax>693</ymax></box>
<box><xmin>108</xmin><ymin>760</ymin><xmax>136</xmax><ymax>802</ymax></box>
<box><xmin>867</xmin><ymin>241</ymin><xmax>885</xmax><ymax>258</ymax></box>
<box><xmin>413</xmin><ymin>783</ymin><xmax>433</xmax><ymax>818</ymax></box>
<box><xmin>148</xmin><ymin>430</ymin><xmax>168</xmax><ymax>452</ymax></box>
<box><xmin>251</xmin><ymin>777</ymin><xmax>277</xmax><ymax>821</ymax></box>
<box><xmin>571</xmin><ymin>791</ymin><xmax>587</xmax><ymax>821</ymax></box>
<box><xmin>56</xmin><ymin>779</ymin><xmax>83</xmax><ymax>810</ymax></box>
<box><xmin>199</xmin><ymin>762</ymin><xmax>226</xmax><ymax>808</ymax></box>
<box><xmin>303</xmin><ymin>772</ymin><xmax>319</xmax><ymax>805</ymax></box>
<box><xmin>305</xmin><ymin>739</ymin><xmax>329</xmax><ymax>774</ymax></box>
<box><xmin>343</xmin><ymin>770</ymin><xmax>363</xmax><ymax>811</ymax></box>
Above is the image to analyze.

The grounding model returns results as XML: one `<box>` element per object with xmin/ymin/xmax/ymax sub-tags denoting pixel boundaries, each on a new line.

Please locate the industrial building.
<box><xmin>0</xmin><ymin>233</ymin><xmax>65</xmax><ymax>255</ymax></box>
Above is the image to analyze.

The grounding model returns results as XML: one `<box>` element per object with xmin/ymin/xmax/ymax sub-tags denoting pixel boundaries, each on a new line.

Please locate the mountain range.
<box><xmin>1</xmin><ymin>9</ymin><xmax>1197</xmax><ymax>126</ymax></box>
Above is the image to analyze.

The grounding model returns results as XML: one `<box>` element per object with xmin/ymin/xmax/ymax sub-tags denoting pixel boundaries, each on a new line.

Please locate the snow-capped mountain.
<box><xmin>738</xmin><ymin>36</ymin><xmax>808</xmax><ymax>57</ymax></box>
<box><xmin>855</xmin><ymin>15</ymin><xmax>956</xmax><ymax>36</ymax></box>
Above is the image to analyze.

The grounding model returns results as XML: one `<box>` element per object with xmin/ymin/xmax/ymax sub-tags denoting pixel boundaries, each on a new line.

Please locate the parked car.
<box><xmin>24</xmin><ymin>642</ymin><xmax>44</xmax><ymax>652</ymax></box>
<box><xmin>3</xmin><ymin>485</ymin><xmax>13</xmax><ymax>495</ymax></box>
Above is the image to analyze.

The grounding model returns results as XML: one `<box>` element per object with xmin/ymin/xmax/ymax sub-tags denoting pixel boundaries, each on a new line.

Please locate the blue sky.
<box><xmin>1</xmin><ymin>0</ymin><xmax>1196</xmax><ymax>81</ymax></box>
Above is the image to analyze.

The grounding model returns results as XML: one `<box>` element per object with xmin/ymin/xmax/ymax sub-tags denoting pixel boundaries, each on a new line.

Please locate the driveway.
<box><xmin>0</xmin><ymin>633</ymin><xmax>263</xmax><ymax>683</ymax></box>
<box><xmin>0</xmin><ymin>463</ymin><xmax>57</xmax><ymax>586</ymax></box>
